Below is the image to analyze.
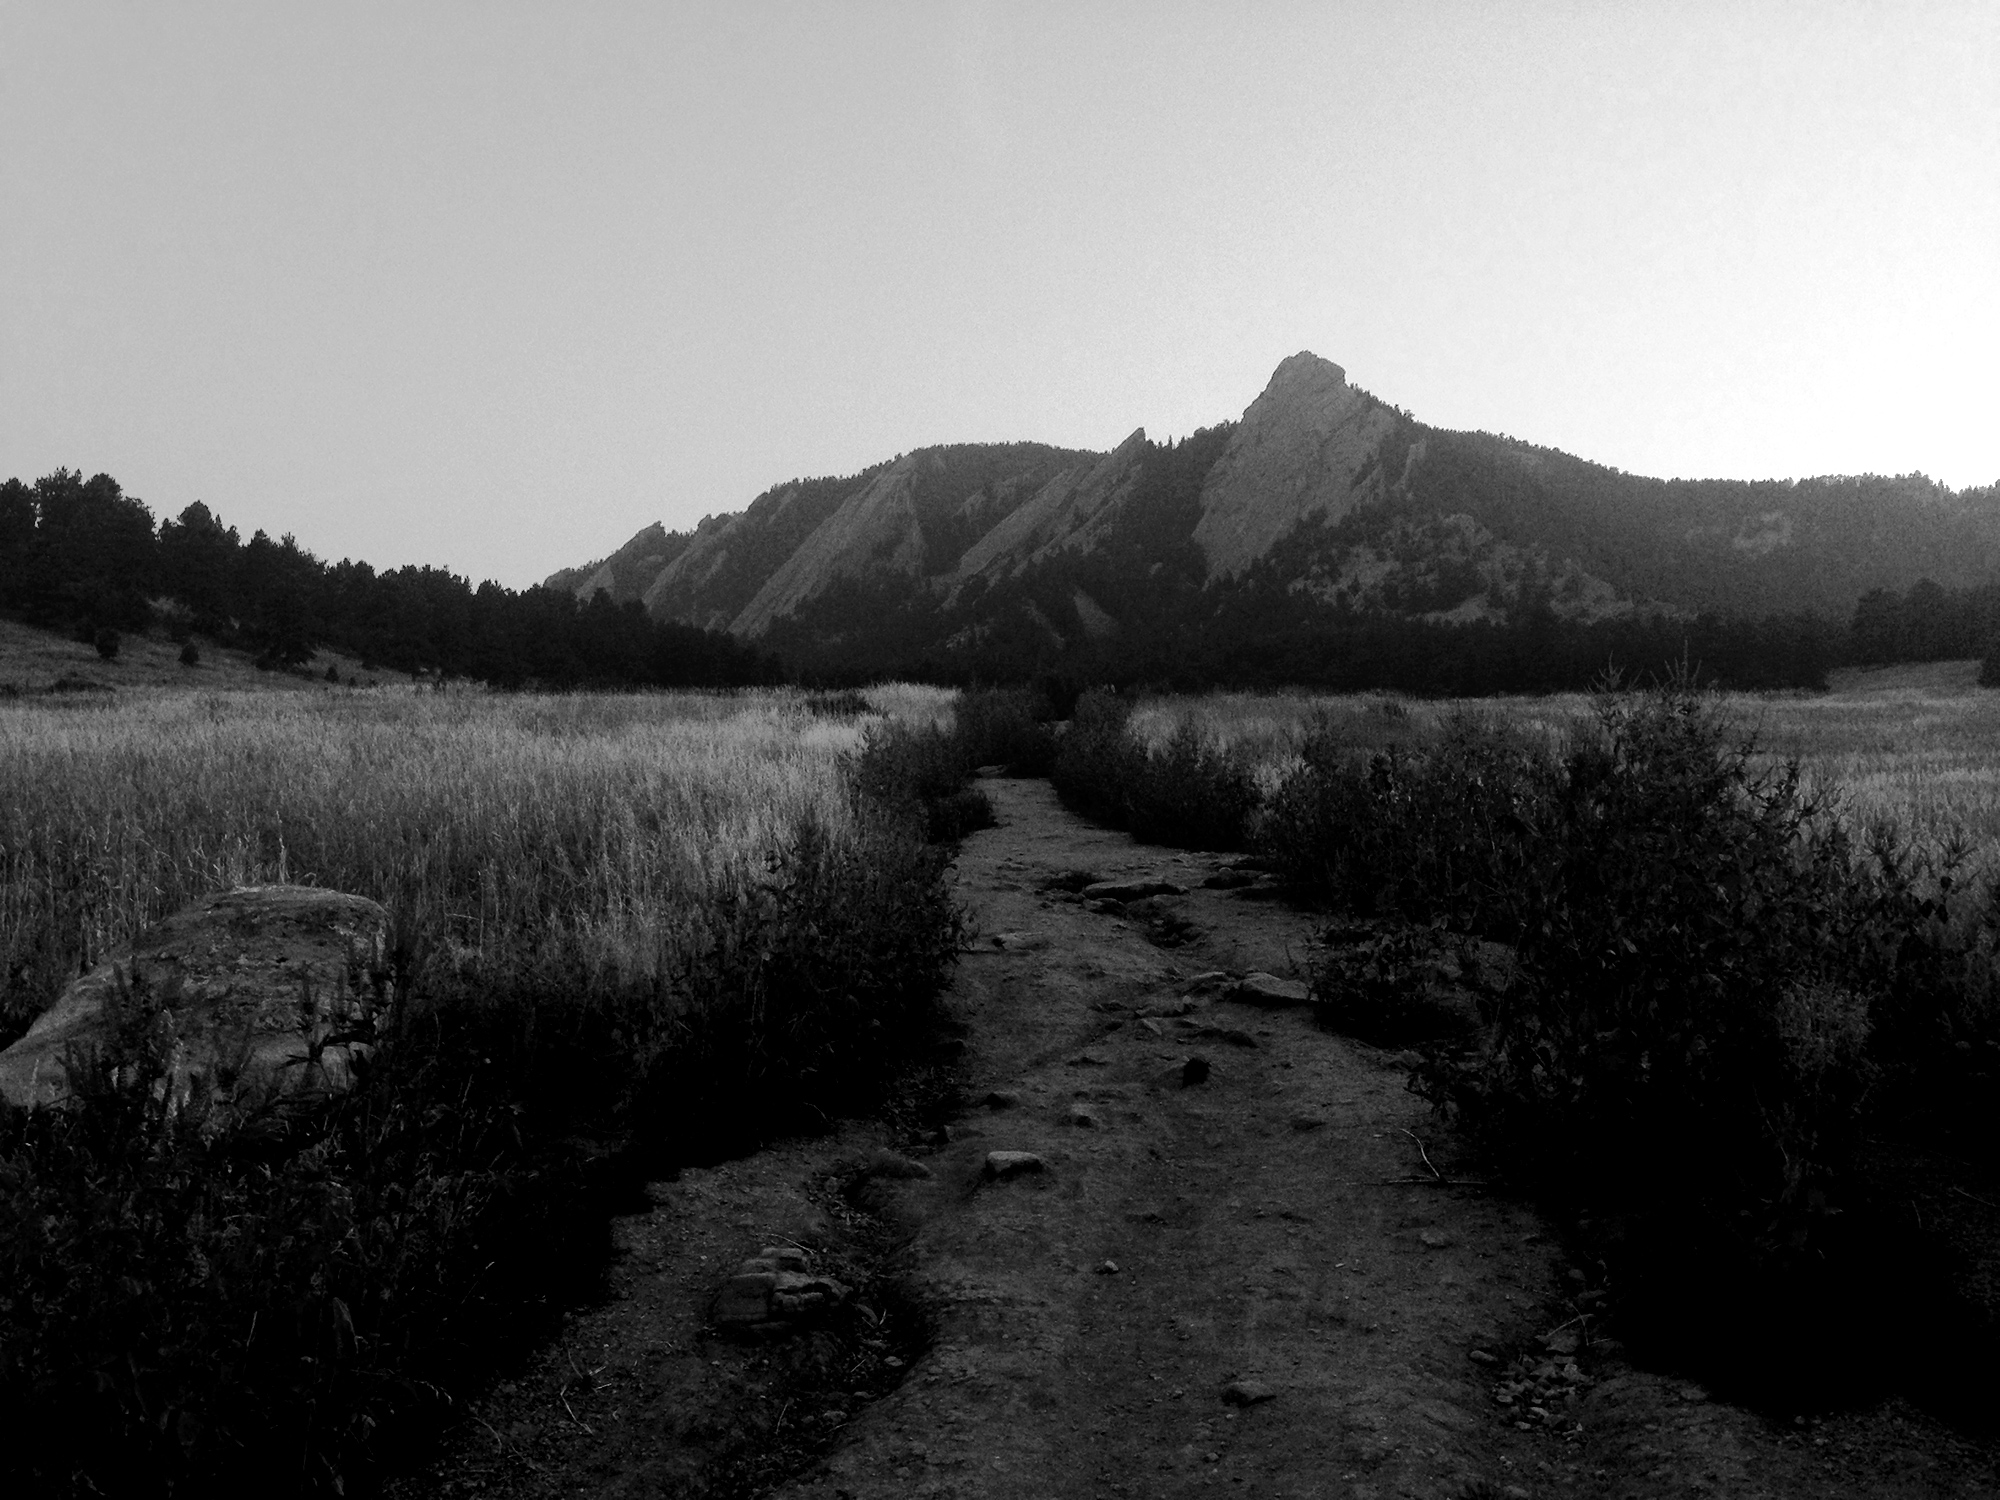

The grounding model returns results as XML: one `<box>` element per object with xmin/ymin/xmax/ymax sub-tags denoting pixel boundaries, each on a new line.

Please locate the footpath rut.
<box><xmin>406</xmin><ymin>774</ymin><xmax>2000</xmax><ymax>1500</ymax></box>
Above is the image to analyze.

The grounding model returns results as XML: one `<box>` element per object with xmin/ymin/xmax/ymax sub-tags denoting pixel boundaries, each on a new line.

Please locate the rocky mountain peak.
<box><xmin>1192</xmin><ymin>350</ymin><xmax>1397</xmax><ymax>579</ymax></box>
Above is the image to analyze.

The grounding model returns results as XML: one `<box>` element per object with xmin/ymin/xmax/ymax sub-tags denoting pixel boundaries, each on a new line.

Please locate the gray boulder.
<box><xmin>713</xmin><ymin>1246</ymin><xmax>851</xmax><ymax>1335</ymax></box>
<box><xmin>0</xmin><ymin>885</ymin><xmax>392</xmax><ymax>1113</ymax></box>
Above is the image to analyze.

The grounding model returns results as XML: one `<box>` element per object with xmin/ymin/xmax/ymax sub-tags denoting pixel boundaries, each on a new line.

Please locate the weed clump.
<box><xmin>1050</xmin><ymin>691</ymin><xmax>1258</xmax><ymax>851</ymax></box>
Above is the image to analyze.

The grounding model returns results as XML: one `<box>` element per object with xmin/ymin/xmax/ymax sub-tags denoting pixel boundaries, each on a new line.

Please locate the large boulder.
<box><xmin>0</xmin><ymin>885</ymin><xmax>393</xmax><ymax>1113</ymax></box>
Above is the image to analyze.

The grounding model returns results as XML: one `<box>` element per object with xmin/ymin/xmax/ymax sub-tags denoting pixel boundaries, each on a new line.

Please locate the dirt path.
<box><xmin>405</xmin><ymin>776</ymin><xmax>2000</xmax><ymax>1500</ymax></box>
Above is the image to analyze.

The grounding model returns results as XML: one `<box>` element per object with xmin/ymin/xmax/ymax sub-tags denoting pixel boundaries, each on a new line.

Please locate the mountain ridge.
<box><xmin>549</xmin><ymin>353</ymin><xmax>2000</xmax><ymax>679</ymax></box>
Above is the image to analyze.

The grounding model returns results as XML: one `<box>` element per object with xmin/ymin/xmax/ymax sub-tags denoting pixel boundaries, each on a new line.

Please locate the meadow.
<box><xmin>1126</xmin><ymin>658</ymin><xmax>2000</xmax><ymax>861</ymax></box>
<box><xmin>0</xmin><ymin>684</ymin><xmax>951</xmax><ymax>1043</ymax></box>
<box><xmin>0</xmin><ymin>681</ymin><xmax>968</xmax><ymax>1498</ymax></box>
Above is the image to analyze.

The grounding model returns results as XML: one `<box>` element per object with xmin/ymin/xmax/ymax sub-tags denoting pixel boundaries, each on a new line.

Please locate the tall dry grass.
<box><xmin>0</xmin><ymin>687</ymin><xmax>901</xmax><ymax>1039</ymax></box>
<box><xmin>0</xmin><ymin>682</ymin><xmax>974</xmax><ymax>1498</ymax></box>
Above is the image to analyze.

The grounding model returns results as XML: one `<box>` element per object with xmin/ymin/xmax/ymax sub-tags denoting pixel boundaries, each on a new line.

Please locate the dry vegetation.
<box><xmin>0</xmin><ymin>686</ymin><xmax>929</xmax><ymax>1039</ymax></box>
<box><xmin>0</xmin><ymin>681</ymin><xmax>973</xmax><ymax>1498</ymax></box>
<box><xmin>1079</xmin><ymin>664</ymin><xmax>2000</xmax><ymax>1418</ymax></box>
<box><xmin>1128</xmin><ymin>659</ymin><xmax>2000</xmax><ymax>860</ymax></box>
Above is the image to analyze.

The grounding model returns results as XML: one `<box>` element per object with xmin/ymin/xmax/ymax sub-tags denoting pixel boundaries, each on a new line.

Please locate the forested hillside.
<box><xmin>0</xmin><ymin>470</ymin><xmax>776</xmax><ymax>688</ymax></box>
<box><xmin>546</xmin><ymin>353</ymin><xmax>1999</xmax><ymax>695</ymax></box>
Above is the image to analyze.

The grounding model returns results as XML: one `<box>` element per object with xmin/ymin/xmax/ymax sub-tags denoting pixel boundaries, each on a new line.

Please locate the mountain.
<box><xmin>544</xmin><ymin>522</ymin><xmax>690</xmax><ymax>607</ymax></box>
<box><xmin>548</xmin><ymin>353</ymin><xmax>2000</xmax><ymax>683</ymax></box>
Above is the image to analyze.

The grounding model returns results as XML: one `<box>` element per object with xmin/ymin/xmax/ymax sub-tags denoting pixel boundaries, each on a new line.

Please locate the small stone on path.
<box><xmin>983</xmin><ymin>1151</ymin><xmax>1046</xmax><ymax>1180</ymax></box>
<box><xmin>1221</xmin><ymin>1379</ymin><xmax>1277</xmax><ymax>1406</ymax></box>
<box><xmin>1227</xmin><ymin>972</ymin><xmax>1312</xmax><ymax>1007</ymax></box>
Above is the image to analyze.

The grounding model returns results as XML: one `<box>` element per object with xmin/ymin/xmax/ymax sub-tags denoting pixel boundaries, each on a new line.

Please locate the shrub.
<box><xmin>178</xmin><ymin>640</ymin><xmax>200</xmax><ymax>667</ymax></box>
<box><xmin>1261</xmin><ymin>709</ymin><xmax>1560</xmax><ymax>925</ymax></box>
<box><xmin>1050</xmin><ymin>691</ymin><xmax>1143</xmax><ymax>828</ymax></box>
<box><xmin>1051</xmin><ymin>692</ymin><xmax>1258</xmax><ymax>851</ymax></box>
<box><xmin>851</xmin><ymin>717</ymin><xmax>993</xmax><ymax>842</ymax></box>
<box><xmin>93</xmin><ymin>627</ymin><xmax>120</xmax><ymax>661</ymax></box>
<box><xmin>952</xmin><ymin>687</ymin><xmax>1058</xmax><ymax>776</ymax></box>
<box><xmin>1275</xmin><ymin>680</ymin><xmax>2000</xmax><ymax>1394</ymax></box>
<box><xmin>848</xmin><ymin>686</ymin><xmax>1060</xmax><ymax>840</ymax></box>
<box><xmin>1124</xmin><ymin>721</ymin><xmax>1260</xmax><ymax>851</ymax></box>
<box><xmin>1421</xmin><ymin>690</ymin><xmax>1882</xmax><ymax>1214</ymax></box>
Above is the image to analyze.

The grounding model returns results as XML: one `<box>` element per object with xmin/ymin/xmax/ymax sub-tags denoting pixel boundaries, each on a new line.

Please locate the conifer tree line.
<box><xmin>0</xmin><ymin>470</ymin><xmax>778</xmax><ymax>688</ymax></box>
<box><xmin>5</xmin><ymin>466</ymin><xmax>1997</xmax><ymax>695</ymax></box>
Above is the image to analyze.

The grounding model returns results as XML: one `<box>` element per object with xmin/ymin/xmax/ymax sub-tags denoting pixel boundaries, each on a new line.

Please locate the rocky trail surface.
<box><xmin>401</xmin><ymin>777</ymin><xmax>2000</xmax><ymax>1500</ymax></box>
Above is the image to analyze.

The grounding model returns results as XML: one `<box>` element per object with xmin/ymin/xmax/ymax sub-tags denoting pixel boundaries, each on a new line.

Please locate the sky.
<box><xmin>3</xmin><ymin>2</ymin><xmax>1996</xmax><ymax>589</ymax></box>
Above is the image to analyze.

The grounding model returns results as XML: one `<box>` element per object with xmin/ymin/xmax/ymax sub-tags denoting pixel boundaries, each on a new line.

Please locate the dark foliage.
<box><xmin>0</xmin><ymin>470</ymin><xmax>778</xmax><ymax>691</ymax></box>
<box><xmin>848</xmin><ymin>687</ymin><xmax>1057</xmax><ymax>842</ymax></box>
<box><xmin>950</xmin><ymin>686</ymin><xmax>1059</xmax><ymax>776</ymax></box>
<box><xmin>0</xmin><ymin>781</ymin><xmax>963</xmax><ymax>1498</ymax></box>
<box><xmin>1050</xmin><ymin>692</ymin><xmax>1259</xmax><ymax>851</ymax></box>
<box><xmin>1261</xmin><ymin>709</ymin><xmax>1558</xmax><ymax>922</ymax></box>
<box><xmin>1849</xmin><ymin>576</ymin><xmax>2000</xmax><ymax>681</ymax></box>
<box><xmin>1264</xmin><ymin>684</ymin><xmax>2000</xmax><ymax>1402</ymax></box>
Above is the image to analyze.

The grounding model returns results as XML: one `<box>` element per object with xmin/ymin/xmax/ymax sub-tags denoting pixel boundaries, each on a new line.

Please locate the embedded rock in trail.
<box><xmin>1079</xmin><ymin>878</ymin><xmax>1188</xmax><ymax>902</ymax></box>
<box><xmin>712</xmin><ymin>1246</ymin><xmax>851</xmax><ymax>1337</ymax></box>
<box><xmin>0</xmin><ymin>885</ymin><xmax>391</xmax><ymax>1112</ymax></box>
<box><xmin>1225</xmin><ymin>970</ymin><xmax>1312</xmax><ymax>1008</ymax></box>
<box><xmin>982</xmin><ymin>1150</ymin><xmax>1047</xmax><ymax>1180</ymax></box>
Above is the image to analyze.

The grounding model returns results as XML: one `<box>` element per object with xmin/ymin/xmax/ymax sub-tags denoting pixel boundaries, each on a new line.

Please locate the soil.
<box><xmin>396</xmin><ymin>775</ymin><xmax>2000</xmax><ymax>1499</ymax></box>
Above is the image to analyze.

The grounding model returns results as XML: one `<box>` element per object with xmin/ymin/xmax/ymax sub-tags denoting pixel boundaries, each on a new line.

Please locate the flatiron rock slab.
<box><xmin>0</xmin><ymin>884</ymin><xmax>392</xmax><ymax>1112</ymax></box>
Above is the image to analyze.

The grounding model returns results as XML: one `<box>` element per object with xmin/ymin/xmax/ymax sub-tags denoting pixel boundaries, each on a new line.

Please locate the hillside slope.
<box><xmin>548</xmin><ymin>353</ymin><xmax>2000</xmax><ymax>679</ymax></box>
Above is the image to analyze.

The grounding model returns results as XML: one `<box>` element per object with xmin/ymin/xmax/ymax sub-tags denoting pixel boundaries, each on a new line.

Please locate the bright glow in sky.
<box><xmin>3</xmin><ymin>2</ymin><xmax>1996</xmax><ymax>587</ymax></box>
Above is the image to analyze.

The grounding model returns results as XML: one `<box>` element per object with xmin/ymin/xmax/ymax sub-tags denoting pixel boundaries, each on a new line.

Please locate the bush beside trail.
<box><xmin>0</xmin><ymin>735</ymin><xmax>972</xmax><ymax>1498</ymax></box>
<box><xmin>854</xmin><ymin>686</ymin><xmax>1060</xmax><ymax>842</ymax></box>
<box><xmin>1050</xmin><ymin>690</ymin><xmax>1259</xmax><ymax>851</ymax></box>
<box><xmin>1262</xmin><ymin>681</ymin><xmax>2000</xmax><ymax>1409</ymax></box>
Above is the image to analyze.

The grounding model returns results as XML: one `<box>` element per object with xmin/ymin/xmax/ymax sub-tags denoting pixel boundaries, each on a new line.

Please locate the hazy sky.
<box><xmin>4</xmin><ymin>3</ymin><xmax>1996</xmax><ymax>588</ymax></box>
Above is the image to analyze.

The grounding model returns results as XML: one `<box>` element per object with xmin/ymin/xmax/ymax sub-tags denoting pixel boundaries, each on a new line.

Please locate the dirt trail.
<box><xmin>407</xmin><ymin>776</ymin><xmax>2000</xmax><ymax>1500</ymax></box>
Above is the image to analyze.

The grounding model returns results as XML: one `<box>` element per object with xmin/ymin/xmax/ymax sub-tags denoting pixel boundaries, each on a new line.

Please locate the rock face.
<box><xmin>949</xmin><ymin>429</ymin><xmax>1149</xmax><ymax>591</ymax></box>
<box><xmin>545</xmin><ymin>349</ymin><xmax>2000</xmax><ymax>666</ymax></box>
<box><xmin>0</xmin><ymin>885</ymin><xmax>393</xmax><ymax>1112</ymax></box>
<box><xmin>1192</xmin><ymin>353</ymin><xmax>1399</xmax><ymax>579</ymax></box>
<box><xmin>732</xmin><ymin>461</ymin><xmax>931</xmax><ymax>636</ymax></box>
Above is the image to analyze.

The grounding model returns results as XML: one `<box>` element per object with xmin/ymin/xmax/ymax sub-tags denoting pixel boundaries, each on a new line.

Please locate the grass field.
<box><xmin>0</xmin><ymin>684</ymin><xmax>930</xmax><ymax>1041</ymax></box>
<box><xmin>1129</xmin><ymin>660</ymin><xmax>2000</xmax><ymax>859</ymax></box>
<box><xmin>0</xmin><ymin>677</ymin><xmax>974</xmax><ymax>1497</ymax></box>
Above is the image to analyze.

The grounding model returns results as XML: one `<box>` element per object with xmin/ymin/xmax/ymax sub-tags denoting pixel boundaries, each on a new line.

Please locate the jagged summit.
<box><xmin>1193</xmin><ymin>352</ymin><xmax>1395</xmax><ymax>578</ymax></box>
